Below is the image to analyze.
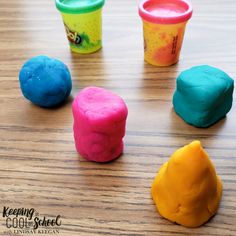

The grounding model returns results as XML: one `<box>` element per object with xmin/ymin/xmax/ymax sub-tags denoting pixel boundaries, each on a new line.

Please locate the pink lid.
<box><xmin>139</xmin><ymin>0</ymin><xmax>193</xmax><ymax>24</ymax></box>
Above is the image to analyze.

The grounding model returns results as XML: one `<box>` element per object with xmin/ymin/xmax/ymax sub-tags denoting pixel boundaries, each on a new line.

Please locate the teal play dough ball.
<box><xmin>19</xmin><ymin>55</ymin><xmax>72</xmax><ymax>107</ymax></box>
<box><xmin>173</xmin><ymin>65</ymin><xmax>234</xmax><ymax>127</ymax></box>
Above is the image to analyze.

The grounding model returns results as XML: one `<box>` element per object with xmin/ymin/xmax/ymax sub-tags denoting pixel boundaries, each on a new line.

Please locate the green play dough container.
<box><xmin>55</xmin><ymin>0</ymin><xmax>105</xmax><ymax>54</ymax></box>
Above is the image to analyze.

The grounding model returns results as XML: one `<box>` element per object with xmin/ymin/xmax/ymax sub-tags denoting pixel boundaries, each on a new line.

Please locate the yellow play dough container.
<box><xmin>143</xmin><ymin>21</ymin><xmax>187</xmax><ymax>66</ymax></box>
<box><xmin>139</xmin><ymin>0</ymin><xmax>193</xmax><ymax>66</ymax></box>
<box><xmin>56</xmin><ymin>0</ymin><xmax>104</xmax><ymax>54</ymax></box>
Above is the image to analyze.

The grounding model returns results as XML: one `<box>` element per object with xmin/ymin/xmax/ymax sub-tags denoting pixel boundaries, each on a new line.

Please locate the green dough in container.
<box><xmin>173</xmin><ymin>65</ymin><xmax>234</xmax><ymax>128</ymax></box>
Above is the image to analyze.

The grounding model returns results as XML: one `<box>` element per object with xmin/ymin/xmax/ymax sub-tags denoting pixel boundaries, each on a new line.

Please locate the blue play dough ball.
<box><xmin>19</xmin><ymin>55</ymin><xmax>72</xmax><ymax>107</ymax></box>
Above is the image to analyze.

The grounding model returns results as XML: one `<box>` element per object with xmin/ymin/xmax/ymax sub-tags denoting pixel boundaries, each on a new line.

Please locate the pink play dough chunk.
<box><xmin>72</xmin><ymin>87</ymin><xmax>128</xmax><ymax>162</ymax></box>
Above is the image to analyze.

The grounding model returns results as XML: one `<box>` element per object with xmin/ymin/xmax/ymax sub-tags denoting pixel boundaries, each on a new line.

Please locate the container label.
<box><xmin>64</xmin><ymin>24</ymin><xmax>82</xmax><ymax>45</ymax></box>
<box><xmin>171</xmin><ymin>36</ymin><xmax>178</xmax><ymax>55</ymax></box>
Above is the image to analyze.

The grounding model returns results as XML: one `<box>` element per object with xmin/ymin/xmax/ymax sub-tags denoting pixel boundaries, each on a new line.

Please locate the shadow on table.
<box><xmin>169</xmin><ymin>107</ymin><xmax>228</xmax><ymax>139</ymax></box>
<box><xmin>68</xmin><ymin>49</ymin><xmax>111</xmax><ymax>91</ymax></box>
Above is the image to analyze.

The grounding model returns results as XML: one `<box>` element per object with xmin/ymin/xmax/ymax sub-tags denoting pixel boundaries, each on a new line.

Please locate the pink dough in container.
<box><xmin>72</xmin><ymin>86</ymin><xmax>128</xmax><ymax>162</ymax></box>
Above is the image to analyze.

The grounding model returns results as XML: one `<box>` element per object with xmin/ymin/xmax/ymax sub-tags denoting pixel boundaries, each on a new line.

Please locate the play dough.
<box><xmin>151</xmin><ymin>141</ymin><xmax>222</xmax><ymax>227</ymax></box>
<box><xmin>19</xmin><ymin>55</ymin><xmax>72</xmax><ymax>107</ymax></box>
<box><xmin>72</xmin><ymin>87</ymin><xmax>128</xmax><ymax>162</ymax></box>
<box><xmin>173</xmin><ymin>65</ymin><xmax>234</xmax><ymax>127</ymax></box>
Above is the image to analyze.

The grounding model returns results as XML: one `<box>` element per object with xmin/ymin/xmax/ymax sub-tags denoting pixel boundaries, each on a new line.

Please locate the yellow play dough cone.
<box><xmin>151</xmin><ymin>141</ymin><xmax>222</xmax><ymax>227</ymax></box>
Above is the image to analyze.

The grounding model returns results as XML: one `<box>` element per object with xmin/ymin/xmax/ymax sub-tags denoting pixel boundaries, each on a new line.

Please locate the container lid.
<box><xmin>55</xmin><ymin>0</ymin><xmax>105</xmax><ymax>14</ymax></box>
<box><xmin>139</xmin><ymin>0</ymin><xmax>193</xmax><ymax>24</ymax></box>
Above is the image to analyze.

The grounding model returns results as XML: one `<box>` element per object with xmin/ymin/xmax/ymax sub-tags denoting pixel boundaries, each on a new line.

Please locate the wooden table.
<box><xmin>0</xmin><ymin>0</ymin><xmax>236</xmax><ymax>235</ymax></box>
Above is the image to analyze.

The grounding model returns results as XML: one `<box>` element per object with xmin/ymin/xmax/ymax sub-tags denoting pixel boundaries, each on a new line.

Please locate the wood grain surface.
<box><xmin>0</xmin><ymin>0</ymin><xmax>236</xmax><ymax>235</ymax></box>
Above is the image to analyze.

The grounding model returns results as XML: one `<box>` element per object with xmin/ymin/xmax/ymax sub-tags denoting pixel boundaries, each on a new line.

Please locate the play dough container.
<box><xmin>55</xmin><ymin>0</ymin><xmax>105</xmax><ymax>54</ymax></box>
<box><xmin>139</xmin><ymin>0</ymin><xmax>193</xmax><ymax>66</ymax></box>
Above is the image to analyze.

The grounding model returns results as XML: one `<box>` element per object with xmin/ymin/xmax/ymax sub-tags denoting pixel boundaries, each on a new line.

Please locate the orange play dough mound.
<box><xmin>151</xmin><ymin>141</ymin><xmax>222</xmax><ymax>227</ymax></box>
